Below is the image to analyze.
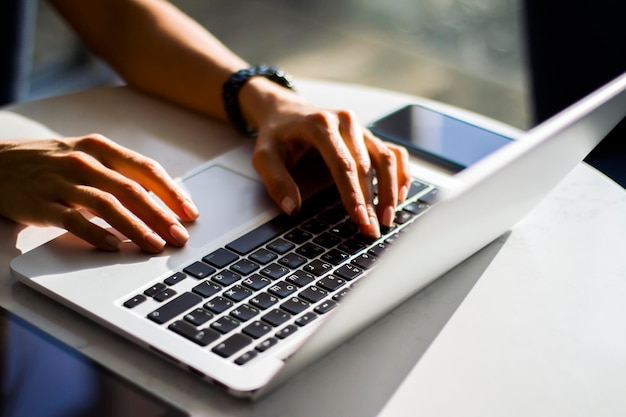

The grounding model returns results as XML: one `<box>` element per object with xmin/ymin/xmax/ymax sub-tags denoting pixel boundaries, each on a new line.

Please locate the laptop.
<box><xmin>10</xmin><ymin>72</ymin><xmax>626</xmax><ymax>399</ymax></box>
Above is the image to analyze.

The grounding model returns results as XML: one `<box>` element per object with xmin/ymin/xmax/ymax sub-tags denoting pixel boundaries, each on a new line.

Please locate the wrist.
<box><xmin>222</xmin><ymin>65</ymin><xmax>295</xmax><ymax>136</ymax></box>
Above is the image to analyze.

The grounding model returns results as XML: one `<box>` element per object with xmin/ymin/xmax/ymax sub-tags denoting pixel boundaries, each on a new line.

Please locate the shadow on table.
<box><xmin>255</xmin><ymin>231</ymin><xmax>511</xmax><ymax>417</ymax></box>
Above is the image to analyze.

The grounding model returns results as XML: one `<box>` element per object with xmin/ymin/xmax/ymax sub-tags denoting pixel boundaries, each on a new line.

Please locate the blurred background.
<box><xmin>29</xmin><ymin>0</ymin><xmax>529</xmax><ymax>129</ymax></box>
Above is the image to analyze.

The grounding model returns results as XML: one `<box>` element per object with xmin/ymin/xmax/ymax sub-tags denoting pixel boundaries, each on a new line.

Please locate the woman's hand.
<box><xmin>244</xmin><ymin>81</ymin><xmax>412</xmax><ymax>239</ymax></box>
<box><xmin>0</xmin><ymin>134</ymin><xmax>198</xmax><ymax>252</ymax></box>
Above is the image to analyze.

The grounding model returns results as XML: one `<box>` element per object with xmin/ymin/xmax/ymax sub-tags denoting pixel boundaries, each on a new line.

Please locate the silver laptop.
<box><xmin>11</xmin><ymin>72</ymin><xmax>626</xmax><ymax>399</ymax></box>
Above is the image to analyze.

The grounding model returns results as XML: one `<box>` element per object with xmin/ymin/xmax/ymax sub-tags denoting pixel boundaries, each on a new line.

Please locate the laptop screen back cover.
<box><xmin>257</xmin><ymin>72</ymin><xmax>626</xmax><ymax>397</ymax></box>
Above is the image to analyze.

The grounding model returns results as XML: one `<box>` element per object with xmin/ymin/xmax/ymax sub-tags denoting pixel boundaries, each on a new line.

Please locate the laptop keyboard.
<box><xmin>123</xmin><ymin>179</ymin><xmax>437</xmax><ymax>366</ymax></box>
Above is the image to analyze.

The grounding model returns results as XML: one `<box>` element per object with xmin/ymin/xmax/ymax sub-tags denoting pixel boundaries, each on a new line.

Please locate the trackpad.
<box><xmin>180</xmin><ymin>165</ymin><xmax>275</xmax><ymax>249</ymax></box>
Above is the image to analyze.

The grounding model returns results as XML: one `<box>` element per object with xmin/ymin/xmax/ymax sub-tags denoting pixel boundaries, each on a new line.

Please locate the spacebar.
<box><xmin>226</xmin><ymin>214</ymin><xmax>296</xmax><ymax>255</ymax></box>
<box><xmin>147</xmin><ymin>292</ymin><xmax>201</xmax><ymax>324</ymax></box>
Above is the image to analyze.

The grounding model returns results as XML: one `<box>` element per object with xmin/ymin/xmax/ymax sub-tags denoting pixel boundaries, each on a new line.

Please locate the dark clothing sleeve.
<box><xmin>523</xmin><ymin>0</ymin><xmax>626</xmax><ymax>187</ymax></box>
<box><xmin>0</xmin><ymin>0</ymin><xmax>35</xmax><ymax>106</ymax></box>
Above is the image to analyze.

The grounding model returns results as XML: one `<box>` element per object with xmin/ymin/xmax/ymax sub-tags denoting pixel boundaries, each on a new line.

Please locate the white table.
<box><xmin>1</xmin><ymin>79</ymin><xmax>625</xmax><ymax>417</ymax></box>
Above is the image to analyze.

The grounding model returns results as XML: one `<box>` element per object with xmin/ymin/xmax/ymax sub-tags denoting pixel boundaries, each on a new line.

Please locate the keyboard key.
<box><xmin>250</xmin><ymin>248</ymin><xmax>278</xmax><ymax>265</ymax></box>
<box><xmin>313</xmin><ymin>232</ymin><xmax>342</xmax><ymax>249</ymax></box>
<box><xmin>337</xmin><ymin>239</ymin><xmax>366</xmax><ymax>255</ymax></box>
<box><xmin>226</xmin><ymin>215</ymin><xmax>296</xmax><ymax>255</ymax></box>
<box><xmin>299</xmin><ymin>286</ymin><xmax>327</xmax><ymax>303</ymax></box>
<box><xmin>334</xmin><ymin>264</ymin><xmax>363</xmax><ymax>281</ymax></box>
<box><xmin>276</xmin><ymin>324</ymin><xmax>298</xmax><ymax>339</ymax></box>
<box><xmin>281</xmin><ymin>297</ymin><xmax>310</xmax><ymax>315</ymax></box>
<box><xmin>284</xmin><ymin>228</ymin><xmax>312</xmax><ymax>244</ymax></box>
<box><xmin>241</xmin><ymin>274</ymin><xmax>272</xmax><ymax>291</ymax></box>
<box><xmin>407</xmin><ymin>180</ymin><xmax>428</xmax><ymax>198</ymax></box>
<box><xmin>154</xmin><ymin>288</ymin><xmax>177</xmax><ymax>302</ymax></box>
<box><xmin>394</xmin><ymin>210</ymin><xmax>414</xmax><ymax>225</ymax></box>
<box><xmin>295</xmin><ymin>311</ymin><xmax>318</xmax><ymax>327</ymax></box>
<box><xmin>202</xmin><ymin>248</ymin><xmax>239</xmax><ymax>268</ymax></box>
<box><xmin>147</xmin><ymin>292</ymin><xmax>201</xmax><ymax>325</ymax></box>
<box><xmin>230</xmin><ymin>304</ymin><xmax>260</xmax><ymax>322</ymax></box>
<box><xmin>212</xmin><ymin>333</ymin><xmax>253</xmax><ymax>358</ymax></box>
<box><xmin>124</xmin><ymin>294</ymin><xmax>146</xmax><ymax>308</ymax></box>
<box><xmin>267</xmin><ymin>238</ymin><xmax>295</xmax><ymax>254</ymax></box>
<box><xmin>403</xmin><ymin>201</ymin><xmax>429</xmax><ymax>215</ymax></box>
<box><xmin>223</xmin><ymin>285</ymin><xmax>253</xmax><ymax>302</ymax></box>
<box><xmin>368</xmin><ymin>242</ymin><xmax>388</xmax><ymax>257</ymax></box>
<box><xmin>296</xmin><ymin>242</ymin><xmax>325</xmax><ymax>259</ymax></box>
<box><xmin>211</xmin><ymin>316</ymin><xmax>240</xmax><ymax>334</ymax></box>
<box><xmin>285</xmin><ymin>270</ymin><xmax>316</xmax><ymax>287</ymax></box>
<box><xmin>300</xmin><ymin>219</ymin><xmax>328</xmax><ymax>234</ymax></box>
<box><xmin>192</xmin><ymin>281</ymin><xmax>221</xmax><ymax>298</ymax></box>
<box><xmin>317</xmin><ymin>275</ymin><xmax>346</xmax><ymax>292</ymax></box>
<box><xmin>262</xmin><ymin>309</ymin><xmax>292</xmax><ymax>327</ymax></box>
<box><xmin>230</xmin><ymin>259</ymin><xmax>260</xmax><ymax>276</ymax></box>
<box><xmin>204</xmin><ymin>296</ymin><xmax>233</xmax><ymax>313</ymax></box>
<box><xmin>329</xmin><ymin>222</ymin><xmax>358</xmax><ymax>239</ymax></box>
<box><xmin>242</xmin><ymin>321</ymin><xmax>272</xmax><ymax>339</ymax></box>
<box><xmin>259</xmin><ymin>263</ymin><xmax>290</xmax><ymax>280</ymax></box>
<box><xmin>351</xmin><ymin>253</ymin><xmax>378</xmax><ymax>270</ymax></box>
<box><xmin>321</xmin><ymin>248</ymin><xmax>350</xmax><ymax>265</ymax></box>
<box><xmin>168</xmin><ymin>320</ymin><xmax>220</xmax><ymax>346</ymax></box>
<box><xmin>164</xmin><ymin>272</ymin><xmax>186</xmax><ymax>286</ymax></box>
<box><xmin>255</xmin><ymin>337</ymin><xmax>278</xmax><ymax>352</ymax></box>
<box><xmin>249</xmin><ymin>293</ymin><xmax>279</xmax><ymax>310</ymax></box>
<box><xmin>184</xmin><ymin>308</ymin><xmax>213</xmax><ymax>326</ymax></box>
<box><xmin>268</xmin><ymin>282</ymin><xmax>297</xmax><ymax>298</ymax></box>
<box><xmin>376</xmin><ymin>223</ymin><xmax>398</xmax><ymax>237</ymax></box>
<box><xmin>235</xmin><ymin>350</ymin><xmax>258</xmax><ymax>366</ymax></box>
<box><xmin>211</xmin><ymin>270</ymin><xmax>242</xmax><ymax>287</ymax></box>
<box><xmin>385</xmin><ymin>233</ymin><xmax>400</xmax><ymax>245</ymax></box>
<box><xmin>314</xmin><ymin>300</ymin><xmax>337</xmax><ymax>314</ymax></box>
<box><xmin>144</xmin><ymin>283</ymin><xmax>167</xmax><ymax>297</ymax></box>
<box><xmin>278</xmin><ymin>253</ymin><xmax>307</xmax><ymax>269</ymax></box>
<box><xmin>333</xmin><ymin>287</ymin><xmax>350</xmax><ymax>302</ymax></box>
<box><xmin>303</xmin><ymin>259</ymin><xmax>333</xmax><ymax>276</ymax></box>
<box><xmin>183</xmin><ymin>261</ymin><xmax>216</xmax><ymax>279</ymax></box>
<box><xmin>418</xmin><ymin>187</ymin><xmax>439</xmax><ymax>204</ymax></box>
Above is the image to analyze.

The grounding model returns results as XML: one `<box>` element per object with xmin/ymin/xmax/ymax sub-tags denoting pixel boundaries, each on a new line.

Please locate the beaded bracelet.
<box><xmin>222</xmin><ymin>65</ymin><xmax>295</xmax><ymax>136</ymax></box>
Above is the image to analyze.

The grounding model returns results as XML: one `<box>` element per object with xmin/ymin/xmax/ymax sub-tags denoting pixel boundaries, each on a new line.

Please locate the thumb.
<box><xmin>251</xmin><ymin>141</ymin><xmax>302</xmax><ymax>216</ymax></box>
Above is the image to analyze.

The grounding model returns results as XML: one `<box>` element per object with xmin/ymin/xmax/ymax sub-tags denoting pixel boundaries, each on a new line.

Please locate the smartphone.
<box><xmin>368</xmin><ymin>104</ymin><xmax>513</xmax><ymax>172</ymax></box>
<box><xmin>0</xmin><ymin>306</ymin><xmax>188</xmax><ymax>417</ymax></box>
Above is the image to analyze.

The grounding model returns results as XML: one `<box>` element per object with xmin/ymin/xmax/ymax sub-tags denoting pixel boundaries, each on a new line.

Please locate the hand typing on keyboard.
<box><xmin>0</xmin><ymin>0</ymin><xmax>411</xmax><ymax>251</ymax></box>
<box><xmin>239</xmin><ymin>78</ymin><xmax>412</xmax><ymax>239</ymax></box>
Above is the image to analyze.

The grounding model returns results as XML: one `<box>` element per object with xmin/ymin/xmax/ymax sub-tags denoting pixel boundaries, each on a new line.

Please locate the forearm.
<box><xmin>48</xmin><ymin>0</ymin><xmax>250</xmax><ymax>121</ymax></box>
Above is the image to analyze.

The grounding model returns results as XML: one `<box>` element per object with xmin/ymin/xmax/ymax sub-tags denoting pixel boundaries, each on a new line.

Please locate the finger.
<box><xmin>336</xmin><ymin>111</ymin><xmax>380</xmax><ymax>237</ymax></box>
<box><xmin>46</xmin><ymin>202</ymin><xmax>123</xmax><ymax>251</ymax></box>
<box><xmin>74</xmin><ymin>135</ymin><xmax>199</xmax><ymax>222</ymax></box>
<box><xmin>60</xmin><ymin>184</ymin><xmax>170</xmax><ymax>253</ymax></box>
<box><xmin>85</xmin><ymin>169</ymin><xmax>190</xmax><ymax>247</ymax></box>
<box><xmin>364</xmin><ymin>132</ymin><xmax>399</xmax><ymax>228</ymax></box>
<box><xmin>309</xmin><ymin>112</ymin><xmax>378</xmax><ymax>238</ymax></box>
<box><xmin>251</xmin><ymin>138</ymin><xmax>302</xmax><ymax>216</ymax></box>
<box><xmin>390</xmin><ymin>142</ymin><xmax>412</xmax><ymax>202</ymax></box>
<box><xmin>53</xmin><ymin>147</ymin><xmax>189</xmax><ymax>247</ymax></box>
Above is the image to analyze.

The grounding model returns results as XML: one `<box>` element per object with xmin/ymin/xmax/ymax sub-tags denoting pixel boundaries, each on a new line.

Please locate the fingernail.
<box><xmin>281</xmin><ymin>196</ymin><xmax>296</xmax><ymax>216</ymax></box>
<box><xmin>183</xmin><ymin>200</ymin><xmax>199</xmax><ymax>219</ymax></box>
<box><xmin>382</xmin><ymin>205</ymin><xmax>395</xmax><ymax>227</ymax></box>
<box><xmin>105</xmin><ymin>235</ymin><xmax>122</xmax><ymax>250</ymax></box>
<box><xmin>369</xmin><ymin>215</ymin><xmax>381</xmax><ymax>238</ymax></box>
<box><xmin>169</xmin><ymin>224</ymin><xmax>189</xmax><ymax>246</ymax></box>
<box><xmin>145</xmin><ymin>231</ymin><xmax>166</xmax><ymax>252</ymax></box>
<box><xmin>356</xmin><ymin>204</ymin><xmax>370</xmax><ymax>226</ymax></box>
<box><xmin>399</xmin><ymin>185</ymin><xmax>409</xmax><ymax>202</ymax></box>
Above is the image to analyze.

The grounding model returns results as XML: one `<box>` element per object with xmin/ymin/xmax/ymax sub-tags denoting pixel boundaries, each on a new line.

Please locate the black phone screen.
<box><xmin>368</xmin><ymin>104</ymin><xmax>513</xmax><ymax>172</ymax></box>
<box><xmin>0</xmin><ymin>307</ymin><xmax>188</xmax><ymax>417</ymax></box>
